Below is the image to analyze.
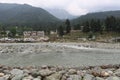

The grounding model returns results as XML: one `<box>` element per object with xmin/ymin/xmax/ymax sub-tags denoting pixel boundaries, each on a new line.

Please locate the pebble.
<box><xmin>0</xmin><ymin>73</ymin><xmax>4</xmax><ymax>77</ymax></box>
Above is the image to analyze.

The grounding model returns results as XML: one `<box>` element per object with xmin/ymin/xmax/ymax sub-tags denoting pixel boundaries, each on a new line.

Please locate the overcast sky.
<box><xmin>0</xmin><ymin>0</ymin><xmax>120</xmax><ymax>16</ymax></box>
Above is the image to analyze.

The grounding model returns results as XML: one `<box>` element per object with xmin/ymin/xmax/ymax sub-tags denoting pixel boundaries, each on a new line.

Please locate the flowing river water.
<box><xmin>0</xmin><ymin>43</ymin><xmax>120</xmax><ymax>67</ymax></box>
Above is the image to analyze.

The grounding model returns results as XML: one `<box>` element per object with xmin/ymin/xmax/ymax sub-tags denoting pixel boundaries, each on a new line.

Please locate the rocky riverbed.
<box><xmin>0</xmin><ymin>43</ymin><xmax>120</xmax><ymax>80</ymax></box>
<box><xmin>0</xmin><ymin>64</ymin><xmax>120</xmax><ymax>80</ymax></box>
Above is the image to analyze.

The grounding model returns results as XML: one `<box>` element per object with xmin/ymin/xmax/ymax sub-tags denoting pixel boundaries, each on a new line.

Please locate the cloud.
<box><xmin>0</xmin><ymin>0</ymin><xmax>120</xmax><ymax>16</ymax></box>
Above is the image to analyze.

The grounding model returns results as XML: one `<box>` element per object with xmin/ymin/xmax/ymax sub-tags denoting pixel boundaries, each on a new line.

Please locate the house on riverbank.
<box><xmin>23</xmin><ymin>31</ymin><xmax>49</xmax><ymax>42</ymax></box>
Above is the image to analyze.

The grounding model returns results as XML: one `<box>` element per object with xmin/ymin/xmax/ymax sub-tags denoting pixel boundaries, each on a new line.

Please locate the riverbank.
<box><xmin>0</xmin><ymin>64</ymin><xmax>120</xmax><ymax>80</ymax></box>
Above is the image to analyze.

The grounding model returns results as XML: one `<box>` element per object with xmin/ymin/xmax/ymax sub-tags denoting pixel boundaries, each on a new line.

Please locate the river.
<box><xmin>0</xmin><ymin>43</ymin><xmax>120</xmax><ymax>67</ymax></box>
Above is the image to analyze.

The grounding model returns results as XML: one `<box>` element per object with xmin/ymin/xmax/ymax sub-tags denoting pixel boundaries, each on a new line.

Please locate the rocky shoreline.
<box><xmin>0</xmin><ymin>64</ymin><xmax>120</xmax><ymax>80</ymax></box>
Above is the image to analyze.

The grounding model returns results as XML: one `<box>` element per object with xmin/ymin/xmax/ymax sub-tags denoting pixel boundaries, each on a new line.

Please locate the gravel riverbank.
<box><xmin>0</xmin><ymin>64</ymin><xmax>120</xmax><ymax>80</ymax></box>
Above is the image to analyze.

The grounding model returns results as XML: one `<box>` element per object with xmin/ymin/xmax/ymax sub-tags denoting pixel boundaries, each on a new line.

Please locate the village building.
<box><xmin>23</xmin><ymin>31</ymin><xmax>48</xmax><ymax>42</ymax></box>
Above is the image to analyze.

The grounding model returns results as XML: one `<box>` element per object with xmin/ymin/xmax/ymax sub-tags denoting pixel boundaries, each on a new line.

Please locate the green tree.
<box><xmin>105</xmin><ymin>16</ymin><xmax>116</xmax><ymax>32</ymax></box>
<box><xmin>65</xmin><ymin>19</ymin><xmax>71</xmax><ymax>34</ymax></box>
<box><xmin>82</xmin><ymin>21</ymin><xmax>90</xmax><ymax>33</ymax></box>
<box><xmin>9</xmin><ymin>27</ymin><xmax>17</xmax><ymax>38</ymax></box>
<box><xmin>90</xmin><ymin>19</ymin><xmax>101</xmax><ymax>33</ymax></box>
<box><xmin>58</xmin><ymin>26</ymin><xmax>64</xmax><ymax>37</ymax></box>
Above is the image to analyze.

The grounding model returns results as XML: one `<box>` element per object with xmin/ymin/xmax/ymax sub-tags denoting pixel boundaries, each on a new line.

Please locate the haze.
<box><xmin>0</xmin><ymin>0</ymin><xmax>120</xmax><ymax>16</ymax></box>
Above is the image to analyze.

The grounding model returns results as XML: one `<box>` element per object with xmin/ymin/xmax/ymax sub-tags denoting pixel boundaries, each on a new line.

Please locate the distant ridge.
<box><xmin>72</xmin><ymin>10</ymin><xmax>120</xmax><ymax>24</ymax></box>
<box><xmin>0</xmin><ymin>3</ymin><xmax>60</xmax><ymax>29</ymax></box>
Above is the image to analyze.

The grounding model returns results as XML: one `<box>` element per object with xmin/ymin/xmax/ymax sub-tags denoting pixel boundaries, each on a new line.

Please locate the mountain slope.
<box><xmin>0</xmin><ymin>3</ymin><xmax>60</xmax><ymax>29</ymax></box>
<box><xmin>72</xmin><ymin>10</ymin><xmax>120</xmax><ymax>24</ymax></box>
<box><xmin>46</xmin><ymin>9</ymin><xmax>77</xmax><ymax>20</ymax></box>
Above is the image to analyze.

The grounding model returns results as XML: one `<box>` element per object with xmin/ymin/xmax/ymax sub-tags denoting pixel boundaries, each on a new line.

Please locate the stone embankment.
<box><xmin>0</xmin><ymin>64</ymin><xmax>120</xmax><ymax>80</ymax></box>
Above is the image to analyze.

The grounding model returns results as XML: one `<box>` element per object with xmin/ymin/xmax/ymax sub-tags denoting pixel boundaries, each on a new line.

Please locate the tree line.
<box><xmin>78</xmin><ymin>16</ymin><xmax>120</xmax><ymax>33</ymax></box>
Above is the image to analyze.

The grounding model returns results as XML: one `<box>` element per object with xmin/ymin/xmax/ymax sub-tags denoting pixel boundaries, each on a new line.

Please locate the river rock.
<box><xmin>45</xmin><ymin>72</ymin><xmax>62</xmax><ymax>80</ymax></box>
<box><xmin>83</xmin><ymin>74</ymin><xmax>94</xmax><ymax>80</ymax></box>
<box><xmin>33</xmin><ymin>78</ymin><xmax>41</xmax><ymax>80</ymax></box>
<box><xmin>22</xmin><ymin>75</ymin><xmax>33</xmax><ymax>80</ymax></box>
<box><xmin>68</xmin><ymin>69</ymin><xmax>77</xmax><ymax>75</ymax></box>
<box><xmin>95</xmin><ymin>77</ymin><xmax>105</xmax><ymax>80</ymax></box>
<box><xmin>39</xmin><ymin>69</ymin><xmax>53</xmax><ymax>77</ymax></box>
<box><xmin>114</xmin><ymin>69</ymin><xmax>120</xmax><ymax>77</ymax></box>
<box><xmin>41</xmin><ymin>65</ymin><xmax>48</xmax><ymax>69</ymax></box>
<box><xmin>100</xmin><ymin>71</ymin><xmax>110</xmax><ymax>77</ymax></box>
<box><xmin>106</xmin><ymin>76</ymin><xmax>120</xmax><ymax>80</ymax></box>
<box><xmin>0</xmin><ymin>77</ymin><xmax>6</xmax><ymax>80</ymax></box>
<box><xmin>68</xmin><ymin>75</ymin><xmax>81</xmax><ymax>80</ymax></box>
<box><xmin>10</xmin><ymin>69</ymin><xmax>24</xmax><ymax>76</ymax></box>
<box><xmin>12</xmin><ymin>74</ymin><xmax>24</xmax><ymax>80</ymax></box>
<box><xmin>0</xmin><ymin>73</ymin><xmax>4</xmax><ymax>77</ymax></box>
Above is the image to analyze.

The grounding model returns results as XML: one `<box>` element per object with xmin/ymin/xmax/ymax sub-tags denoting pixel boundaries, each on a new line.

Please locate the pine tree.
<box><xmin>65</xmin><ymin>19</ymin><xmax>71</xmax><ymax>34</ymax></box>
<box><xmin>58</xmin><ymin>26</ymin><xmax>64</xmax><ymax>37</ymax></box>
<box><xmin>83</xmin><ymin>21</ymin><xmax>90</xmax><ymax>33</ymax></box>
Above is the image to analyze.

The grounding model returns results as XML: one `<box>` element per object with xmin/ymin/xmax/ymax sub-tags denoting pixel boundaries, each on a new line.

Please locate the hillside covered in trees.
<box><xmin>0</xmin><ymin>3</ymin><xmax>61</xmax><ymax>31</ymax></box>
<box><xmin>72</xmin><ymin>10</ymin><xmax>120</xmax><ymax>24</ymax></box>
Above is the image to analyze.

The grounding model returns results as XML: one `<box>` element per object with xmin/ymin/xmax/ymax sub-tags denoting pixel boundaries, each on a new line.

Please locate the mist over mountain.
<box><xmin>0</xmin><ymin>3</ymin><xmax>61</xmax><ymax>30</ymax></box>
<box><xmin>46</xmin><ymin>9</ymin><xmax>77</xmax><ymax>20</ymax></box>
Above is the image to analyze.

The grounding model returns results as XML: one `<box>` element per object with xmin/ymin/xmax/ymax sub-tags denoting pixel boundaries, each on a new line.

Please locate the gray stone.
<box><xmin>10</xmin><ymin>69</ymin><xmax>24</xmax><ymax>76</ymax></box>
<box><xmin>96</xmin><ymin>77</ymin><xmax>105</xmax><ymax>80</ymax></box>
<box><xmin>68</xmin><ymin>69</ymin><xmax>77</xmax><ymax>75</ymax></box>
<box><xmin>39</xmin><ymin>69</ymin><xmax>53</xmax><ymax>77</ymax></box>
<box><xmin>33</xmin><ymin>78</ymin><xmax>41</xmax><ymax>80</ymax></box>
<box><xmin>83</xmin><ymin>74</ymin><xmax>94</xmax><ymax>80</ymax></box>
<box><xmin>12</xmin><ymin>74</ymin><xmax>24</xmax><ymax>80</ymax></box>
<box><xmin>106</xmin><ymin>76</ymin><xmax>120</xmax><ymax>80</ymax></box>
<box><xmin>22</xmin><ymin>75</ymin><xmax>34</xmax><ymax>80</ymax></box>
<box><xmin>45</xmin><ymin>72</ymin><xmax>62</xmax><ymax>80</ymax></box>
<box><xmin>114</xmin><ymin>69</ymin><xmax>120</xmax><ymax>77</ymax></box>
<box><xmin>68</xmin><ymin>75</ymin><xmax>81</xmax><ymax>80</ymax></box>
<box><xmin>0</xmin><ymin>77</ymin><xmax>6</xmax><ymax>80</ymax></box>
